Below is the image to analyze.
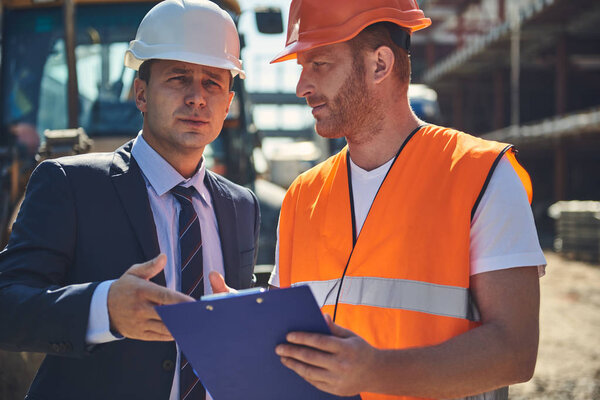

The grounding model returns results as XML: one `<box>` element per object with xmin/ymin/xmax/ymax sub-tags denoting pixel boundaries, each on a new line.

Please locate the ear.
<box><xmin>134</xmin><ymin>78</ymin><xmax>148</xmax><ymax>113</ymax></box>
<box><xmin>371</xmin><ymin>45</ymin><xmax>395</xmax><ymax>84</ymax></box>
<box><xmin>225</xmin><ymin>91</ymin><xmax>235</xmax><ymax>115</ymax></box>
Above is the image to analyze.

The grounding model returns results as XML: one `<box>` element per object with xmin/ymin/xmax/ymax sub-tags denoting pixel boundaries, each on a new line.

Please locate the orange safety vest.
<box><xmin>278</xmin><ymin>125</ymin><xmax>532</xmax><ymax>400</ymax></box>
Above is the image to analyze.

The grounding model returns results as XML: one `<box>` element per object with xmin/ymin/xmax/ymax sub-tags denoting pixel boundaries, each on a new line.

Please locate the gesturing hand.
<box><xmin>276</xmin><ymin>314</ymin><xmax>379</xmax><ymax>396</ymax></box>
<box><xmin>107</xmin><ymin>254</ymin><xmax>194</xmax><ymax>341</ymax></box>
<box><xmin>208</xmin><ymin>271</ymin><xmax>237</xmax><ymax>295</ymax></box>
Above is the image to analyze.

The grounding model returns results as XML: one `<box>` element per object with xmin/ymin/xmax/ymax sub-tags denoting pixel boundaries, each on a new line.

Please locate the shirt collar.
<box><xmin>348</xmin><ymin>154</ymin><xmax>394</xmax><ymax>178</ymax></box>
<box><xmin>131</xmin><ymin>132</ymin><xmax>207</xmax><ymax>198</ymax></box>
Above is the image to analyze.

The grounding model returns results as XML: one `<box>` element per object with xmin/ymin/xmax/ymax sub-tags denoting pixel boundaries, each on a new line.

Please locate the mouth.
<box><xmin>179</xmin><ymin>117</ymin><xmax>209</xmax><ymax>127</ymax></box>
<box><xmin>309</xmin><ymin>103</ymin><xmax>326</xmax><ymax>116</ymax></box>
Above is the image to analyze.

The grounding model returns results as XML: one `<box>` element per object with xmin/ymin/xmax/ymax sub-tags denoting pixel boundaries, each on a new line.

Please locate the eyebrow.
<box><xmin>167</xmin><ymin>66</ymin><xmax>227</xmax><ymax>83</ymax></box>
<box><xmin>297</xmin><ymin>49</ymin><xmax>331</xmax><ymax>64</ymax></box>
<box><xmin>201</xmin><ymin>68</ymin><xmax>227</xmax><ymax>83</ymax></box>
<box><xmin>167</xmin><ymin>67</ymin><xmax>192</xmax><ymax>76</ymax></box>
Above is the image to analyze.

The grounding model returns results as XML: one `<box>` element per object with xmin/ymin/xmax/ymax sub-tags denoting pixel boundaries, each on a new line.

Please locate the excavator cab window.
<box><xmin>0</xmin><ymin>0</ymin><xmax>284</xmax><ymax>264</ymax></box>
<box><xmin>1</xmin><ymin>3</ymin><xmax>151</xmax><ymax>141</ymax></box>
<box><xmin>1</xmin><ymin>2</ymin><xmax>248</xmax><ymax>174</ymax></box>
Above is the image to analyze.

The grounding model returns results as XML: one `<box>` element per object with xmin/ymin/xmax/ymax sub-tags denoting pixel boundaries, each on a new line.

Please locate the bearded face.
<box><xmin>311</xmin><ymin>57</ymin><xmax>383</xmax><ymax>143</ymax></box>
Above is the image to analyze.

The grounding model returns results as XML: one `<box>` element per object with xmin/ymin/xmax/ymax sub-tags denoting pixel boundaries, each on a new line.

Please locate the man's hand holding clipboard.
<box><xmin>156</xmin><ymin>272</ymin><xmax>361</xmax><ymax>400</ymax></box>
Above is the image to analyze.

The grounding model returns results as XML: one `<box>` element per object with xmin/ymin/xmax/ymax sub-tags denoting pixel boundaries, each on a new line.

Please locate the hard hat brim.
<box><xmin>125</xmin><ymin>46</ymin><xmax>246</xmax><ymax>79</ymax></box>
<box><xmin>271</xmin><ymin>8</ymin><xmax>431</xmax><ymax>64</ymax></box>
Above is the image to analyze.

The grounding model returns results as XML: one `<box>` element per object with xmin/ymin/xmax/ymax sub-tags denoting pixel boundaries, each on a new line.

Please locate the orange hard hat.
<box><xmin>270</xmin><ymin>0</ymin><xmax>432</xmax><ymax>64</ymax></box>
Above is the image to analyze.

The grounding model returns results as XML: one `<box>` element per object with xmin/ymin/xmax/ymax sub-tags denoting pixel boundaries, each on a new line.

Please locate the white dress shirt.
<box><xmin>85</xmin><ymin>133</ymin><xmax>224</xmax><ymax>400</ymax></box>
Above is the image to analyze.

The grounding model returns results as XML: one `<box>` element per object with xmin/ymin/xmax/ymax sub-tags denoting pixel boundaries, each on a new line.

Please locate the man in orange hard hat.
<box><xmin>268</xmin><ymin>1</ymin><xmax>547</xmax><ymax>399</ymax></box>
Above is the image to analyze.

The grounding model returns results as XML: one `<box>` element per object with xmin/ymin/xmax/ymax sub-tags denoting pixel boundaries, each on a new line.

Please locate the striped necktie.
<box><xmin>170</xmin><ymin>185</ymin><xmax>206</xmax><ymax>400</ymax></box>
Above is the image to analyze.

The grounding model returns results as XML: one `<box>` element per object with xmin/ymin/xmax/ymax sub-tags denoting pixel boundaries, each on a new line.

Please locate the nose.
<box><xmin>185</xmin><ymin>83</ymin><xmax>207</xmax><ymax>108</ymax></box>
<box><xmin>296</xmin><ymin>69</ymin><xmax>313</xmax><ymax>99</ymax></box>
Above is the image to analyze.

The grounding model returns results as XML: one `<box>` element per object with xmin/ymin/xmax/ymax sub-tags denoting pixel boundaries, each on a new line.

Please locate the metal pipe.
<box><xmin>493</xmin><ymin>70</ymin><xmax>505</xmax><ymax>130</ymax></box>
<box><xmin>0</xmin><ymin>0</ymin><xmax>5</xmax><ymax>138</ymax></box>
<box><xmin>64</xmin><ymin>0</ymin><xmax>79</xmax><ymax>129</ymax></box>
<box><xmin>510</xmin><ymin>3</ymin><xmax>520</xmax><ymax>132</ymax></box>
<box><xmin>555</xmin><ymin>35</ymin><xmax>567</xmax><ymax>115</ymax></box>
<box><xmin>554</xmin><ymin>143</ymin><xmax>566</xmax><ymax>201</ymax></box>
<box><xmin>498</xmin><ymin>0</ymin><xmax>506</xmax><ymax>22</ymax></box>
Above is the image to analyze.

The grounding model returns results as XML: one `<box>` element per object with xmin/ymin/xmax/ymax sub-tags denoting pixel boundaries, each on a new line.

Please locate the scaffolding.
<box><xmin>412</xmin><ymin>0</ymin><xmax>600</xmax><ymax>242</ymax></box>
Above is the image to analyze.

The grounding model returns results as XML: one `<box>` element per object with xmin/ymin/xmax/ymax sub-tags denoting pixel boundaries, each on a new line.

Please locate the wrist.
<box><xmin>105</xmin><ymin>280</ymin><xmax>124</xmax><ymax>338</ymax></box>
<box><xmin>367</xmin><ymin>347</ymin><xmax>405</xmax><ymax>395</ymax></box>
<box><xmin>362</xmin><ymin>347</ymin><xmax>386</xmax><ymax>394</ymax></box>
<box><xmin>86</xmin><ymin>279</ymin><xmax>122</xmax><ymax>344</ymax></box>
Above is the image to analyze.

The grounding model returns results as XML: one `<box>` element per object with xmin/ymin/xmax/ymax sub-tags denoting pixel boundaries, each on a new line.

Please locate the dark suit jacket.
<box><xmin>0</xmin><ymin>141</ymin><xmax>260</xmax><ymax>399</ymax></box>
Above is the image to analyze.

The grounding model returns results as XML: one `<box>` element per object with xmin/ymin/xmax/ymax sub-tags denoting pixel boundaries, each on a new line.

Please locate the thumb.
<box><xmin>126</xmin><ymin>254</ymin><xmax>167</xmax><ymax>280</ymax></box>
<box><xmin>209</xmin><ymin>271</ymin><xmax>236</xmax><ymax>294</ymax></box>
<box><xmin>324</xmin><ymin>313</ymin><xmax>355</xmax><ymax>338</ymax></box>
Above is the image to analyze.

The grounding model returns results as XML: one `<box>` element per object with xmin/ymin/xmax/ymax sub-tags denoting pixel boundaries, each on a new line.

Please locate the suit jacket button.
<box><xmin>51</xmin><ymin>343</ymin><xmax>60</xmax><ymax>353</ymax></box>
<box><xmin>162</xmin><ymin>359</ymin><xmax>174</xmax><ymax>371</ymax></box>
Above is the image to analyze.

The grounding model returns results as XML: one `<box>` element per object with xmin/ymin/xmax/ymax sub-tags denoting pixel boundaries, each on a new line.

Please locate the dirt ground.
<box><xmin>509</xmin><ymin>251</ymin><xmax>600</xmax><ymax>399</ymax></box>
<box><xmin>1</xmin><ymin>251</ymin><xmax>599</xmax><ymax>399</ymax></box>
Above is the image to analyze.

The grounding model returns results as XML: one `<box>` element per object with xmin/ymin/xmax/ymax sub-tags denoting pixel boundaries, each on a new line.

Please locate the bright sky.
<box><xmin>236</xmin><ymin>0</ymin><xmax>314</xmax><ymax>131</ymax></box>
<box><xmin>237</xmin><ymin>0</ymin><xmax>297</xmax><ymax>92</ymax></box>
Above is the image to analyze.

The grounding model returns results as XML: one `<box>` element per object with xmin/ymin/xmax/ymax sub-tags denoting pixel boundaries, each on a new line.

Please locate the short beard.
<box><xmin>313</xmin><ymin>57</ymin><xmax>384</xmax><ymax>143</ymax></box>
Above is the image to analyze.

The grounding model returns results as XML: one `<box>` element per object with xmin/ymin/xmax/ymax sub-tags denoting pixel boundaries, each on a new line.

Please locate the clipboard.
<box><xmin>156</xmin><ymin>285</ymin><xmax>361</xmax><ymax>400</ymax></box>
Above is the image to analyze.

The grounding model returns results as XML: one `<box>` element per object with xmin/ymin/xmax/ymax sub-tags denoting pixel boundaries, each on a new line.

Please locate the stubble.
<box><xmin>314</xmin><ymin>58</ymin><xmax>384</xmax><ymax>144</ymax></box>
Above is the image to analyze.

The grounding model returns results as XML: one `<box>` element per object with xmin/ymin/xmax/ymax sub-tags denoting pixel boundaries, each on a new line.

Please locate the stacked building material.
<box><xmin>549</xmin><ymin>201</ymin><xmax>600</xmax><ymax>263</ymax></box>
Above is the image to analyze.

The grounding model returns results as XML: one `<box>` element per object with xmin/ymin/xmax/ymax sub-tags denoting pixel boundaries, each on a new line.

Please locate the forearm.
<box><xmin>0</xmin><ymin>281</ymin><xmax>98</xmax><ymax>355</ymax></box>
<box><xmin>369</xmin><ymin>316</ymin><xmax>538</xmax><ymax>398</ymax></box>
<box><xmin>0</xmin><ymin>159</ymin><xmax>93</xmax><ymax>354</ymax></box>
<box><xmin>278</xmin><ymin>269</ymin><xmax>541</xmax><ymax>398</ymax></box>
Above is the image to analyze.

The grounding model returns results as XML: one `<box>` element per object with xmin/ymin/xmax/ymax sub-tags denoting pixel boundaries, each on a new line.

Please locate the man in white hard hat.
<box><xmin>0</xmin><ymin>1</ymin><xmax>258</xmax><ymax>399</ymax></box>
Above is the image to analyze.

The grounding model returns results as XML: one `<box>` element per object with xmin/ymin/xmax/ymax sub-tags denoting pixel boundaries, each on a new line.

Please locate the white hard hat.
<box><xmin>125</xmin><ymin>0</ymin><xmax>245</xmax><ymax>79</ymax></box>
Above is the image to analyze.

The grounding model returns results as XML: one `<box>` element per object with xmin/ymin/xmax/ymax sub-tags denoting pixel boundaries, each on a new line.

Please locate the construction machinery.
<box><xmin>0</xmin><ymin>0</ymin><xmax>285</xmax><ymax>266</ymax></box>
<box><xmin>0</xmin><ymin>0</ymin><xmax>284</xmax><ymax>397</ymax></box>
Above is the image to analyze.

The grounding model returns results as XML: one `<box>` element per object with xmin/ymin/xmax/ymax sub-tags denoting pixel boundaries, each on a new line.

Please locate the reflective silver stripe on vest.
<box><xmin>456</xmin><ymin>386</ymin><xmax>508</xmax><ymax>400</ymax></box>
<box><xmin>292</xmin><ymin>277</ymin><xmax>481</xmax><ymax>321</ymax></box>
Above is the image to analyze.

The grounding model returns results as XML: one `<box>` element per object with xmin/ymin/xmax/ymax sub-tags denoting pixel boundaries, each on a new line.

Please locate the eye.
<box><xmin>313</xmin><ymin>61</ymin><xmax>326</xmax><ymax>67</ymax></box>
<box><xmin>168</xmin><ymin>76</ymin><xmax>186</xmax><ymax>82</ymax></box>
<box><xmin>205</xmin><ymin>79</ymin><xmax>223</xmax><ymax>89</ymax></box>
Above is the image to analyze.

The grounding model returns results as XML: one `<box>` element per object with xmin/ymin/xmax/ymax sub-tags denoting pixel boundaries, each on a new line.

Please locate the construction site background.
<box><xmin>1</xmin><ymin>0</ymin><xmax>599</xmax><ymax>398</ymax></box>
<box><xmin>415</xmin><ymin>0</ymin><xmax>600</xmax><ymax>258</ymax></box>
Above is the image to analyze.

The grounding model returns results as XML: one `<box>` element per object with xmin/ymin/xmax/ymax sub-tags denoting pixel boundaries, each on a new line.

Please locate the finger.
<box><xmin>142</xmin><ymin>283</ymin><xmax>195</xmax><ymax>305</ymax></box>
<box><xmin>126</xmin><ymin>300</ymin><xmax>173</xmax><ymax>321</ymax></box>
<box><xmin>305</xmin><ymin>379</ymin><xmax>340</xmax><ymax>396</ymax></box>
<box><xmin>137</xmin><ymin>331</ymin><xmax>174</xmax><ymax>342</ymax></box>
<box><xmin>209</xmin><ymin>271</ymin><xmax>235</xmax><ymax>294</ymax></box>
<box><xmin>286</xmin><ymin>331</ymin><xmax>342</xmax><ymax>353</ymax></box>
<box><xmin>126</xmin><ymin>254</ymin><xmax>167</xmax><ymax>280</ymax></box>
<box><xmin>142</xmin><ymin>319</ymin><xmax>173</xmax><ymax>338</ymax></box>
<box><xmin>280</xmin><ymin>356</ymin><xmax>331</xmax><ymax>383</ymax></box>
<box><xmin>280</xmin><ymin>357</ymin><xmax>350</xmax><ymax>397</ymax></box>
<box><xmin>325</xmin><ymin>317</ymin><xmax>355</xmax><ymax>339</ymax></box>
<box><xmin>276</xmin><ymin>343</ymin><xmax>336</xmax><ymax>369</ymax></box>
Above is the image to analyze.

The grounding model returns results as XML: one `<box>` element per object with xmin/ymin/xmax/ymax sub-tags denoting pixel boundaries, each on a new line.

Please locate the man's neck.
<box><xmin>347</xmin><ymin>114</ymin><xmax>422</xmax><ymax>171</ymax></box>
<box><xmin>141</xmin><ymin>133</ymin><xmax>204</xmax><ymax>179</ymax></box>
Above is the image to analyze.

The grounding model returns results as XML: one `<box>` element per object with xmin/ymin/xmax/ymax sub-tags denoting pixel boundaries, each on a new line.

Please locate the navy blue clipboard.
<box><xmin>156</xmin><ymin>285</ymin><xmax>361</xmax><ymax>400</ymax></box>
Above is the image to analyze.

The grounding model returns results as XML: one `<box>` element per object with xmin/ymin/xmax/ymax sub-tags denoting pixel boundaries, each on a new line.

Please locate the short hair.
<box><xmin>138</xmin><ymin>60</ymin><xmax>155</xmax><ymax>83</ymax></box>
<box><xmin>137</xmin><ymin>59</ymin><xmax>235</xmax><ymax>90</ymax></box>
<box><xmin>348</xmin><ymin>22</ymin><xmax>411</xmax><ymax>84</ymax></box>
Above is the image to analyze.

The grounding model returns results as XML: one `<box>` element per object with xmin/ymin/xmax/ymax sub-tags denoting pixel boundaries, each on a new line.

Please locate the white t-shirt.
<box><xmin>269</xmin><ymin>154</ymin><xmax>546</xmax><ymax>287</ymax></box>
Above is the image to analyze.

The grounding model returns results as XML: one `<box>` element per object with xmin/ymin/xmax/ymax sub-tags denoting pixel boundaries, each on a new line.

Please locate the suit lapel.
<box><xmin>110</xmin><ymin>142</ymin><xmax>164</xmax><ymax>287</ymax></box>
<box><xmin>204</xmin><ymin>171</ymin><xmax>241</xmax><ymax>289</ymax></box>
